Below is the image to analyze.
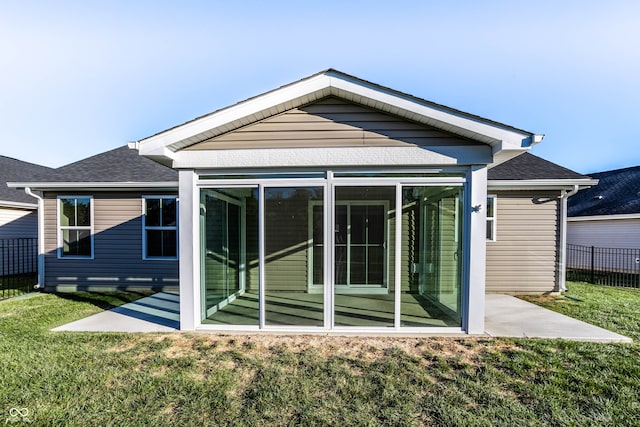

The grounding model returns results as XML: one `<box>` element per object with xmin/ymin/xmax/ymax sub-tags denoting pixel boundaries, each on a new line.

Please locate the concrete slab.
<box><xmin>52</xmin><ymin>291</ymin><xmax>632</xmax><ymax>342</ymax></box>
<box><xmin>52</xmin><ymin>292</ymin><xmax>180</xmax><ymax>332</ymax></box>
<box><xmin>485</xmin><ymin>294</ymin><xmax>632</xmax><ymax>343</ymax></box>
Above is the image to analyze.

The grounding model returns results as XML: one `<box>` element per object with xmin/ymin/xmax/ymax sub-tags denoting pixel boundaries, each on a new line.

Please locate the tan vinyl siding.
<box><xmin>567</xmin><ymin>218</ymin><xmax>640</xmax><ymax>249</ymax></box>
<box><xmin>486</xmin><ymin>191</ymin><xmax>560</xmax><ymax>294</ymax></box>
<box><xmin>185</xmin><ymin>97</ymin><xmax>477</xmax><ymax>151</ymax></box>
<box><xmin>43</xmin><ymin>192</ymin><xmax>178</xmax><ymax>291</ymax></box>
<box><xmin>0</xmin><ymin>207</ymin><xmax>37</xmax><ymax>239</ymax></box>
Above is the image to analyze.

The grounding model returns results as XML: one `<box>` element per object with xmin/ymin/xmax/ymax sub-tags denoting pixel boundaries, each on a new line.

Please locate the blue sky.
<box><xmin>1</xmin><ymin>1</ymin><xmax>638</xmax><ymax>174</ymax></box>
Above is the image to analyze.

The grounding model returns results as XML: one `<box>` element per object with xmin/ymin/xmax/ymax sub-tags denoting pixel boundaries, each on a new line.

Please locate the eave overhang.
<box><xmin>488</xmin><ymin>178</ymin><xmax>598</xmax><ymax>191</ymax></box>
<box><xmin>568</xmin><ymin>213</ymin><xmax>640</xmax><ymax>222</ymax></box>
<box><xmin>7</xmin><ymin>182</ymin><xmax>179</xmax><ymax>192</ymax></box>
<box><xmin>0</xmin><ymin>200</ymin><xmax>38</xmax><ymax>210</ymax></box>
<box><xmin>138</xmin><ymin>70</ymin><xmax>541</xmax><ymax>166</ymax></box>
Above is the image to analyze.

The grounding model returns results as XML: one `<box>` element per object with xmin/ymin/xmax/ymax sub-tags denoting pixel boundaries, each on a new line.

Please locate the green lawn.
<box><xmin>1</xmin><ymin>284</ymin><xmax>639</xmax><ymax>426</ymax></box>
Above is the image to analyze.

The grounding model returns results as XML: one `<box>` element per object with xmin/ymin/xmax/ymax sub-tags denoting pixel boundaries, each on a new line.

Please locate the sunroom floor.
<box><xmin>202</xmin><ymin>291</ymin><xmax>459</xmax><ymax>327</ymax></box>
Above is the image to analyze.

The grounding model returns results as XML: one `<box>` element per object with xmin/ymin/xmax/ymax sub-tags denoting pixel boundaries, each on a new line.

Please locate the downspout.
<box><xmin>24</xmin><ymin>187</ymin><xmax>45</xmax><ymax>290</ymax></box>
<box><xmin>558</xmin><ymin>185</ymin><xmax>579</xmax><ymax>292</ymax></box>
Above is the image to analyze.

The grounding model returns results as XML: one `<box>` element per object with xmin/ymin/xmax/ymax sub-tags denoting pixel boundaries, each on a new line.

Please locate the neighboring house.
<box><xmin>568</xmin><ymin>166</ymin><xmax>640</xmax><ymax>249</ymax></box>
<box><xmin>1</xmin><ymin>156</ymin><xmax>52</xmax><ymax>277</ymax></box>
<box><xmin>10</xmin><ymin>69</ymin><xmax>595</xmax><ymax>334</ymax></box>
<box><xmin>0</xmin><ymin>156</ymin><xmax>52</xmax><ymax>239</ymax></box>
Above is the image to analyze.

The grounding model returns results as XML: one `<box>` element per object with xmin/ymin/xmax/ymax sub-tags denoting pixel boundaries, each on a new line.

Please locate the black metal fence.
<box><xmin>567</xmin><ymin>243</ymin><xmax>640</xmax><ymax>288</ymax></box>
<box><xmin>1</xmin><ymin>238</ymin><xmax>38</xmax><ymax>300</ymax></box>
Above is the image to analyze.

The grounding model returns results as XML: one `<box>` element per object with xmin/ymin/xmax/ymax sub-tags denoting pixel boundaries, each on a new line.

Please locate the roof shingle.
<box><xmin>488</xmin><ymin>153</ymin><xmax>588</xmax><ymax>181</ymax></box>
<box><xmin>45</xmin><ymin>146</ymin><xmax>177</xmax><ymax>183</ymax></box>
<box><xmin>568</xmin><ymin>166</ymin><xmax>640</xmax><ymax>217</ymax></box>
<box><xmin>0</xmin><ymin>156</ymin><xmax>53</xmax><ymax>205</ymax></box>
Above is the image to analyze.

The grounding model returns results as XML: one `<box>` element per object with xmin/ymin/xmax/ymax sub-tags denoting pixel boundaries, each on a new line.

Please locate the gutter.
<box><xmin>24</xmin><ymin>187</ymin><xmax>45</xmax><ymax>290</ymax></box>
<box><xmin>558</xmin><ymin>185</ymin><xmax>580</xmax><ymax>292</ymax></box>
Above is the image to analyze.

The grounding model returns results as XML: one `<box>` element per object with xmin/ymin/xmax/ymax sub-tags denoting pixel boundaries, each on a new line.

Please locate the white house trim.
<box><xmin>487</xmin><ymin>179</ymin><xmax>597</xmax><ymax>191</ymax></box>
<box><xmin>172</xmin><ymin>146</ymin><xmax>492</xmax><ymax>169</ymax></box>
<box><xmin>0</xmin><ymin>200</ymin><xmax>38</xmax><ymax>210</ymax></box>
<box><xmin>8</xmin><ymin>181</ymin><xmax>178</xmax><ymax>190</ymax></box>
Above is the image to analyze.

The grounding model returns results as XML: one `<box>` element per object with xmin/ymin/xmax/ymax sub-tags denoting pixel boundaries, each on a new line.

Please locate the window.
<box><xmin>58</xmin><ymin>196</ymin><xmax>93</xmax><ymax>258</ymax></box>
<box><xmin>143</xmin><ymin>196</ymin><xmax>178</xmax><ymax>259</ymax></box>
<box><xmin>486</xmin><ymin>195</ymin><xmax>496</xmax><ymax>241</ymax></box>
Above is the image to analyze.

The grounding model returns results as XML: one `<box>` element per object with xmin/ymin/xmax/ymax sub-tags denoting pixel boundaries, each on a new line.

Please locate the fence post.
<box><xmin>590</xmin><ymin>245</ymin><xmax>595</xmax><ymax>284</ymax></box>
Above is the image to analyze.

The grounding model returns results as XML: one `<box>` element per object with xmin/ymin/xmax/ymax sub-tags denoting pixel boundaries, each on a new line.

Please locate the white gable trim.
<box><xmin>138</xmin><ymin>70</ymin><xmax>540</xmax><ymax>163</ymax></box>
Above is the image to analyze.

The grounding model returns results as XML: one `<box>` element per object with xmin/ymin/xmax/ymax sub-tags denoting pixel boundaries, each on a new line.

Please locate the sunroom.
<box><xmin>137</xmin><ymin>70</ymin><xmax>540</xmax><ymax>334</ymax></box>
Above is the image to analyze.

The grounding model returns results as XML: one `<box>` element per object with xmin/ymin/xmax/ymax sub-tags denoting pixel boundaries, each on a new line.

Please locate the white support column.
<box><xmin>465</xmin><ymin>166</ymin><xmax>487</xmax><ymax>334</ymax></box>
<box><xmin>178</xmin><ymin>169</ymin><xmax>198</xmax><ymax>331</ymax></box>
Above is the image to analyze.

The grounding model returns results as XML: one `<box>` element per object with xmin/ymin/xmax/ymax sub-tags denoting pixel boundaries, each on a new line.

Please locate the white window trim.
<box><xmin>487</xmin><ymin>194</ymin><xmax>497</xmax><ymax>242</ymax></box>
<box><xmin>142</xmin><ymin>195</ymin><xmax>179</xmax><ymax>261</ymax></box>
<box><xmin>57</xmin><ymin>195</ymin><xmax>94</xmax><ymax>259</ymax></box>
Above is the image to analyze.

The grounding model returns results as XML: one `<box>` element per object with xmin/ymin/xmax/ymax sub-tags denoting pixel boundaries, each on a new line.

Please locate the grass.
<box><xmin>0</xmin><ymin>285</ymin><xmax>639</xmax><ymax>426</ymax></box>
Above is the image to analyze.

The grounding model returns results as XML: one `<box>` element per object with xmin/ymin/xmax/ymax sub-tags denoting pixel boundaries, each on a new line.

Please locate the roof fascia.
<box><xmin>138</xmin><ymin>70</ymin><xmax>540</xmax><ymax>162</ymax></box>
<box><xmin>7</xmin><ymin>182</ymin><xmax>179</xmax><ymax>191</ymax></box>
<box><xmin>568</xmin><ymin>213</ymin><xmax>640</xmax><ymax>222</ymax></box>
<box><xmin>488</xmin><ymin>178</ymin><xmax>598</xmax><ymax>191</ymax></box>
<box><xmin>0</xmin><ymin>200</ymin><xmax>37</xmax><ymax>210</ymax></box>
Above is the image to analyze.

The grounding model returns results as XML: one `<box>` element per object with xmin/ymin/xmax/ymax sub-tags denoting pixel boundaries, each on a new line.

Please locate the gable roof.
<box><xmin>7</xmin><ymin>146</ymin><xmax>177</xmax><ymax>191</ymax></box>
<box><xmin>568</xmin><ymin>166</ymin><xmax>640</xmax><ymax>217</ymax></box>
<box><xmin>488</xmin><ymin>153</ymin><xmax>588</xmax><ymax>180</ymax></box>
<box><xmin>0</xmin><ymin>155</ymin><xmax>53</xmax><ymax>207</ymax></box>
<box><xmin>138</xmin><ymin>69</ymin><xmax>543</xmax><ymax>166</ymax></box>
<box><xmin>487</xmin><ymin>153</ymin><xmax>596</xmax><ymax>190</ymax></box>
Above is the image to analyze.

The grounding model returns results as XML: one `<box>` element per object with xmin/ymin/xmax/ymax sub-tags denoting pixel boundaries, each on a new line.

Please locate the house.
<box><xmin>1</xmin><ymin>156</ymin><xmax>52</xmax><ymax>277</ymax></box>
<box><xmin>9</xmin><ymin>69</ymin><xmax>595</xmax><ymax>334</ymax></box>
<box><xmin>0</xmin><ymin>155</ymin><xmax>52</xmax><ymax>240</ymax></box>
<box><xmin>8</xmin><ymin>146</ymin><xmax>179</xmax><ymax>291</ymax></box>
<box><xmin>568</xmin><ymin>166</ymin><xmax>640</xmax><ymax>249</ymax></box>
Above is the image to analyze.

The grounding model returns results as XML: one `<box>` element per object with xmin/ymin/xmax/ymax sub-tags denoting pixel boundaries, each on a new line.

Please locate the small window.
<box><xmin>58</xmin><ymin>196</ymin><xmax>93</xmax><ymax>258</ymax></box>
<box><xmin>486</xmin><ymin>195</ymin><xmax>497</xmax><ymax>241</ymax></box>
<box><xmin>143</xmin><ymin>196</ymin><xmax>178</xmax><ymax>259</ymax></box>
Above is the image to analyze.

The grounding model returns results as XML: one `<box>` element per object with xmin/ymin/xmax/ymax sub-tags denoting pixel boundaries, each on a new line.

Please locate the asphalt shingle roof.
<box><xmin>488</xmin><ymin>153</ymin><xmax>588</xmax><ymax>181</ymax></box>
<box><xmin>0</xmin><ymin>156</ymin><xmax>53</xmax><ymax>205</ymax></box>
<box><xmin>47</xmin><ymin>146</ymin><xmax>177</xmax><ymax>182</ymax></box>
<box><xmin>568</xmin><ymin>166</ymin><xmax>640</xmax><ymax>217</ymax></box>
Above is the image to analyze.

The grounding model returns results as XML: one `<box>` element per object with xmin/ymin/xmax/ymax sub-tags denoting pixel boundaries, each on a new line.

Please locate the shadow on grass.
<box><xmin>52</xmin><ymin>291</ymin><xmax>153</xmax><ymax>312</ymax></box>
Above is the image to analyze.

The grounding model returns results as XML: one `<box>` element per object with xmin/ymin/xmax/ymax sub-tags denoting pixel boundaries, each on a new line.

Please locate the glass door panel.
<box><xmin>264</xmin><ymin>187</ymin><xmax>324</xmax><ymax>326</ymax></box>
<box><xmin>333</xmin><ymin>186</ymin><xmax>395</xmax><ymax>327</ymax></box>
<box><xmin>201</xmin><ymin>188</ymin><xmax>259</xmax><ymax>325</ymax></box>
<box><xmin>400</xmin><ymin>186</ymin><xmax>463</xmax><ymax>327</ymax></box>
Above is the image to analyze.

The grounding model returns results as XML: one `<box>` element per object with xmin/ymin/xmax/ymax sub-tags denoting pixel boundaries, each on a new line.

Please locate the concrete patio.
<box><xmin>52</xmin><ymin>292</ymin><xmax>632</xmax><ymax>342</ymax></box>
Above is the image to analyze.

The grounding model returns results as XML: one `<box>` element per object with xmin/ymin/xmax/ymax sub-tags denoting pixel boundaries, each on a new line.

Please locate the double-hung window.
<box><xmin>486</xmin><ymin>195</ymin><xmax>497</xmax><ymax>241</ymax></box>
<box><xmin>143</xmin><ymin>196</ymin><xmax>178</xmax><ymax>259</ymax></box>
<box><xmin>58</xmin><ymin>196</ymin><xmax>93</xmax><ymax>258</ymax></box>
